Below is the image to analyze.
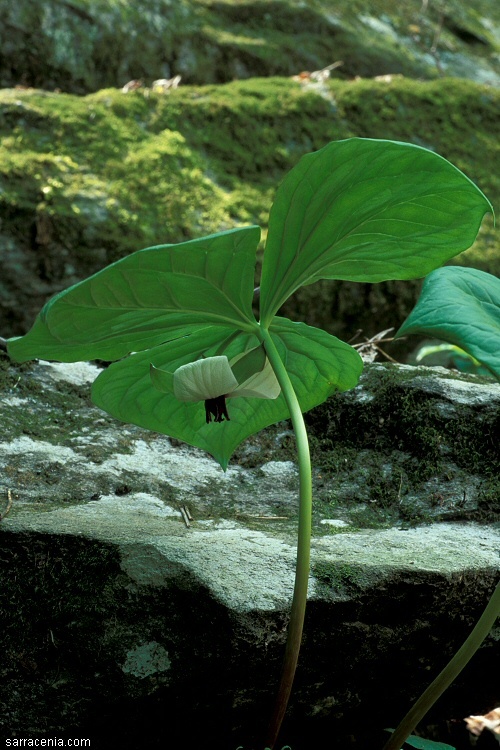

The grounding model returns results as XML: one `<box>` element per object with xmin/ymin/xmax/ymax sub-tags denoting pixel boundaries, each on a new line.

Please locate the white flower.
<box><xmin>171</xmin><ymin>353</ymin><xmax>280</xmax><ymax>423</ymax></box>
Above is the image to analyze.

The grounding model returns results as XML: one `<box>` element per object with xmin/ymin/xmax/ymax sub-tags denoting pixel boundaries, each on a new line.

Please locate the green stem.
<box><xmin>259</xmin><ymin>328</ymin><xmax>313</xmax><ymax>750</ymax></box>
<box><xmin>383</xmin><ymin>580</ymin><xmax>500</xmax><ymax>750</ymax></box>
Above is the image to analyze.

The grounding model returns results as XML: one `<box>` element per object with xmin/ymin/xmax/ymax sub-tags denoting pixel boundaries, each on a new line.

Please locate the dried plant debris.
<box><xmin>465</xmin><ymin>707</ymin><xmax>500</xmax><ymax>743</ymax></box>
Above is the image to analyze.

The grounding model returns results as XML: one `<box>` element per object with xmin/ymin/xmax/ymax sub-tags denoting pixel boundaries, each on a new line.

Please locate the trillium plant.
<box><xmin>7</xmin><ymin>138</ymin><xmax>497</xmax><ymax>749</ymax></box>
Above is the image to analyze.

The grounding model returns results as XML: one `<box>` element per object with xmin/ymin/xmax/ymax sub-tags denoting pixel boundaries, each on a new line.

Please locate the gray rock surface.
<box><xmin>0</xmin><ymin>352</ymin><xmax>499</xmax><ymax>747</ymax></box>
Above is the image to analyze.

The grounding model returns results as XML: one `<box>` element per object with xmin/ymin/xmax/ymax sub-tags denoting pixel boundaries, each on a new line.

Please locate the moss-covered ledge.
<box><xmin>0</xmin><ymin>353</ymin><xmax>499</xmax><ymax>748</ymax></box>
<box><xmin>1</xmin><ymin>76</ymin><xmax>499</xmax><ymax>345</ymax></box>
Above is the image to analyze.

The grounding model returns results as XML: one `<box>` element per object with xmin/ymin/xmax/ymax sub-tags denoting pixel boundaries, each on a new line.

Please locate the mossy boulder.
<box><xmin>2</xmin><ymin>0</ymin><xmax>500</xmax><ymax>350</ymax></box>
<box><xmin>2</xmin><ymin>0</ymin><xmax>500</xmax><ymax>92</ymax></box>
<box><xmin>1</xmin><ymin>76</ymin><xmax>499</xmax><ymax>346</ymax></box>
<box><xmin>0</xmin><ymin>351</ymin><xmax>499</xmax><ymax>747</ymax></box>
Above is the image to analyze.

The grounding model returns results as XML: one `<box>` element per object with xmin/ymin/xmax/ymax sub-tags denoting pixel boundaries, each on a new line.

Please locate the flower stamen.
<box><xmin>205</xmin><ymin>395</ymin><xmax>230</xmax><ymax>423</ymax></box>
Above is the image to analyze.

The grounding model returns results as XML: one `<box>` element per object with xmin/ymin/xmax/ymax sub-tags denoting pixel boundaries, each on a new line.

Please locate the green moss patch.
<box><xmin>1</xmin><ymin>76</ymin><xmax>500</xmax><ymax>341</ymax></box>
<box><xmin>304</xmin><ymin>364</ymin><xmax>500</xmax><ymax>527</ymax></box>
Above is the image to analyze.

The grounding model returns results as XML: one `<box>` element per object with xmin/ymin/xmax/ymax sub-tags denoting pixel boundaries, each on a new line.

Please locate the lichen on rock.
<box><xmin>0</xmin><ymin>350</ymin><xmax>499</xmax><ymax>746</ymax></box>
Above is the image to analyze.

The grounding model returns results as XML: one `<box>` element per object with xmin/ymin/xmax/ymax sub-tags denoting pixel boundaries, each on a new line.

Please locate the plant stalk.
<box><xmin>259</xmin><ymin>328</ymin><xmax>313</xmax><ymax>750</ymax></box>
<box><xmin>383</xmin><ymin>580</ymin><xmax>500</xmax><ymax>750</ymax></box>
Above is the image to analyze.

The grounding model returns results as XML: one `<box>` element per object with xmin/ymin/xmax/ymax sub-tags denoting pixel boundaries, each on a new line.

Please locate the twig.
<box><xmin>237</xmin><ymin>514</ymin><xmax>288</xmax><ymax>519</ymax></box>
<box><xmin>351</xmin><ymin>328</ymin><xmax>400</xmax><ymax>363</ymax></box>
<box><xmin>179</xmin><ymin>505</ymin><xmax>191</xmax><ymax>528</ymax></box>
<box><xmin>314</xmin><ymin>60</ymin><xmax>344</xmax><ymax>76</ymax></box>
<box><xmin>347</xmin><ymin>329</ymin><xmax>363</xmax><ymax>344</ymax></box>
<box><xmin>369</xmin><ymin>342</ymin><xmax>400</xmax><ymax>364</ymax></box>
<box><xmin>0</xmin><ymin>489</ymin><xmax>13</xmax><ymax>521</ymax></box>
<box><xmin>430</xmin><ymin>12</ymin><xmax>444</xmax><ymax>55</ymax></box>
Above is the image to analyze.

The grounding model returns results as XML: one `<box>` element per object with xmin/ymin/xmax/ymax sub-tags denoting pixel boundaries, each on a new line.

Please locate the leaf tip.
<box><xmin>6</xmin><ymin>335</ymin><xmax>32</xmax><ymax>364</ymax></box>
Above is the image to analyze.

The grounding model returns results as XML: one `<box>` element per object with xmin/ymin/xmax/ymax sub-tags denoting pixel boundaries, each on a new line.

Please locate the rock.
<box><xmin>1</xmin><ymin>1</ymin><xmax>500</xmax><ymax>93</ymax></box>
<box><xmin>0</xmin><ymin>352</ymin><xmax>499</xmax><ymax>747</ymax></box>
<box><xmin>1</xmin><ymin>77</ymin><xmax>499</xmax><ymax>346</ymax></box>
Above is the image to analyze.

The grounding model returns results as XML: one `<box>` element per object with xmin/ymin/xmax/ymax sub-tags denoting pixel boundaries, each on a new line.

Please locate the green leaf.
<box><xmin>259</xmin><ymin>138</ymin><xmax>492</xmax><ymax>324</ymax></box>
<box><xmin>8</xmin><ymin>226</ymin><xmax>260</xmax><ymax>363</ymax></box>
<box><xmin>415</xmin><ymin>344</ymin><xmax>475</xmax><ymax>363</ymax></box>
<box><xmin>230</xmin><ymin>344</ymin><xmax>266</xmax><ymax>383</ymax></box>
<box><xmin>385</xmin><ymin>730</ymin><xmax>456</xmax><ymax>750</ymax></box>
<box><xmin>396</xmin><ymin>266</ymin><xmax>500</xmax><ymax>381</ymax></box>
<box><xmin>403</xmin><ymin>737</ymin><xmax>455</xmax><ymax>750</ymax></box>
<box><xmin>268</xmin><ymin>317</ymin><xmax>363</xmax><ymax>405</ymax></box>
<box><xmin>91</xmin><ymin>319</ymin><xmax>363</xmax><ymax>470</ymax></box>
<box><xmin>415</xmin><ymin>343</ymin><xmax>490</xmax><ymax>375</ymax></box>
<box><xmin>150</xmin><ymin>364</ymin><xmax>174</xmax><ymax>393</ymax></box>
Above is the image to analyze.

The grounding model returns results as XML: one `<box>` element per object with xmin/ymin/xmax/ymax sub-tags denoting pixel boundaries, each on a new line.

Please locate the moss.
<box><xmin>145</xmin><ymin>77</ymin><xmax>341</xmax><ymax>184</ymax></box>
<box><xmin>312</xmin><ymin>560</ymin><xmax>373</xmax><ymax>596</ymax></box>
<box><xmin>345</xmin><ymin>365</ymin><xmax>497</xmax><ymax>476</ymax></box>
<box><xmin>229</xmin><ymin>363</ymin><xmax>500</xmax><ymax>530</ymax></box>
<box><xmin>1</xmin><ymin>75</ymin><xmax>500</xmax><ymax>345</ymax></box>
<box><xmin>477</xmin><ymin>477</ymin><xmax>500</xmax><ymax>516</ymax></box>
<box><xmin>304</xmin><ymin>364</ymin><xmax>500</xmax><ymax>526</ymax></box>
<box><xmin>1</xmin><ymin>350</ymin><xmax>98</xmax><ymax>444</ymax></box>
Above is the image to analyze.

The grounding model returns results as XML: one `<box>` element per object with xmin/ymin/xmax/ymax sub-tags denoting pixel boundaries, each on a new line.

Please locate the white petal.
<box><xmin>229</xmin><ymin>357</ymin><xmax>281</xmax><ymax>399</ymax></box>
<box><xmin>173</xmin><ymin>356</ymin><xmax>238</xmax><ymax>402</ymax></box>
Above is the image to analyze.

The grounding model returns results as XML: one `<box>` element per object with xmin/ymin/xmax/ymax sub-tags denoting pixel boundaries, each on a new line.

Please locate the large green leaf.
<box><xmin>396</xmin><ymin>266</ymin><xmax>500</xmax><ymax>380</ymax></box>
<box><xmin>385</xmin><ymin>730</ymin><xmax>456</xmax><ymax>749</ymax></box>
<box><xmin>8</xmin><ymin>226</ymin><xmax>260</xmax><ymax>363</ymax></box>
<box><xmin>91</xmin><ymin>318</ymin><xmax>363</xmax><ymax>469</ymax></box>
<box><xmin>259</xmin><ymin>138</ymin><xmax>492</xmax><ymax>325</ymax></box>
<box><xmin>403</xmin><ymin>736</ymin><xmax>455</xmax><ymax>750</ymax></box>
<box><xmin>402</xmin><ymin>736</ymin><xmax>455</xmax><ymax>750</ymax></box>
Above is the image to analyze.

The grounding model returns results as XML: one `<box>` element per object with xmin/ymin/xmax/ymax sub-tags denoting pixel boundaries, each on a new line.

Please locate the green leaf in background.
<box><xmin>385</xmin><ymin>730</ymin><xmax>456</xmax><ymax>750</ymax></box>
<box><xmin>8</xmin><ymin>226</ymin><xmax>260</xmax><ymax>363</ymax></box>
<box><xmin>259</xmin><ymin>138</ymin><xmax>492</xmax><ymax>325</ymax></box>
<box><xmin>415</xmin><ymin>343</ymin><xmax>491</xmax><ymax>376</ymax></box>
<box><xmin>396</xmin><ymin>266</ymin><xmax>500</xmax><ymax>381</ymax></box>
<box><xmin>91</xmin><ymin>319</ymin><xmax>363</xmax><ymax>470</ymax></box>
<box><xmin>402</xmin><ymin>737</ymin><xmax>455</xmax><ymax>750</ymax></box>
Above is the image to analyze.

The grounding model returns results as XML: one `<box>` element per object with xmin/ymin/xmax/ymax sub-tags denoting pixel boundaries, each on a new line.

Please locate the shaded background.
<box><xmin>1</xmin><ymin>0</ymin><xmax>499</xmax><ymax>356</ymax></box>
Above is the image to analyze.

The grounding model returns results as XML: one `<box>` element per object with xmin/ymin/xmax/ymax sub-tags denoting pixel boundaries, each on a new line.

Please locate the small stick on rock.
<box><xmin>179</xmin><ymin>505</ymin><xmax>191</xmax><ymax>528</ymax></box>
<box><xmin>0</xmin><ymin>489</ymin><xmax>13</xmax><ymax>521</ymax></box>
